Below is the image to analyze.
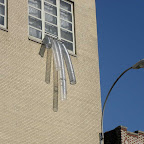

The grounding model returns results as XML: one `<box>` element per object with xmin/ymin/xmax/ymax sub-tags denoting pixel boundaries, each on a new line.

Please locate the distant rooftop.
<box><xmin>104</xmin><ymin>126</ymin><xmax>144</xmax><ymax>144</ymax></box>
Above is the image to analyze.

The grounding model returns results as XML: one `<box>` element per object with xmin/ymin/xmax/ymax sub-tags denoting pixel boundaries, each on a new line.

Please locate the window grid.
<box><xmin>57</xmin><ymin>0</ymin><xmax>60</xmax><ymax>39</ymax></box>
<box><xmin>45</xmin><ymin>1</ymin><xmax>56</xmax><ymax>7</ymax></box>
<box><xmin>28</xmin><ymin>0</ymin><xmax>75</xmax><ymax>54</ymax></box>
<box><xmin>60</xmin><ymin>0</ymin><xmax>75</xmax><ymax>54</ymax></box>
<box><xmin>0</xmin><ymin>0</ymin><xmax>7</xmax><ymax>29</ymax></box>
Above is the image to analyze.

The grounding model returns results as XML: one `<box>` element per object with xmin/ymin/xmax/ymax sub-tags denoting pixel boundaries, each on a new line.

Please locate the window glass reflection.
<box><xmin>29</xmin><ymin>6</ymin><xmax>41</xmax><ymax>18</ymax></box>
<box><xmin>29</xmin><ymin>27</ymin><xmax>42</xmax><ymax>39</ymax></box>
<box><xmin>61</xmin><ymin>19</ymin><xmax>72</xmax><ymax>31</ymax></box>
<box><xmin>44</xmin><ymin>2</ymin><xmax>57</xmax><ymax>16</ymax></box>
<box><xmin>0</xmin><ymin>15</ymin><xmax>4</xmax><ymax>25</ymax></box>
<box><xmin>0</xmin><ymin>4</ymin><xmax>5</xmax><ymax>15</ymax></box>
<box><xmin>0</xmin><ymin>0</ymin><xmax>4</xmax><ymax>4</ymax></box>
<box><xmin>60</xmin><ymin>0</ymin><xmax>71</xmax><ymax>12</ymax></box>
<box><xmin>45</xmin><ymin>23</ymin><xmax>58</xmax><ymax>36</ymax></box>
<box><xmin>61</xmin><ymin>29</ymin><xmax>73</xmax><ymax>42</ymax></box>
<box><xmin>60</xmin><ymin>9</ymin><xmax>72</xmax><ymax>22</ymax></box>
<box><xmin>29</xmin><ymin>16</ymin><xmax>42</xmax><ymax>30</ymax></box>
<box><xmin>45</xmin><ymin>13</ymin><xmax>57</xmax><ymax>25</ymax></box>
<box><xmin>28</xmin><ymin>0</ymin><xmax>41</xmax><ymax>9</ymax></box>
<box><xmin>45</xmin><ymin>0</ymin><xmax>56</xmax><ymax>5</ymax></box>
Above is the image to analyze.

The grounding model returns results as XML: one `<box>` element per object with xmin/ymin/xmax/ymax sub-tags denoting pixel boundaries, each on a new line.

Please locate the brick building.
<box><xmin>0</xmin><ymin>0</ymin><xmax>101</xmax><ymax>144</ymax></box>
<box><xmin>104</xmin><ymin>126</ymin><xmax>144</xmax><ymax>144</ymax></box>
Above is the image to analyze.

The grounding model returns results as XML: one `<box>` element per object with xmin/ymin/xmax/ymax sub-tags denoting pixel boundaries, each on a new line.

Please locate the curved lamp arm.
<box><xmin>100</xmin><ymin>59</ymin><xmax>144</xmax><ymax>144</ymax></box>
<box><xmin>100</xmin><ymin>67</ymin><xmax>132</xmax><ymax>143</ymax></box>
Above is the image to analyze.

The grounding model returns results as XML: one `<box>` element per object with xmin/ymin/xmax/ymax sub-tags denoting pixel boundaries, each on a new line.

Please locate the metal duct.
<box><xmin>52</xmin><ymin>39</ymin><xmax>61</xmax><ymax>71</ymax></box>
<box><xmin>60</xmin><ymin>43</ymin><xmax>76</xmax><ymax>85</ymax></box>
<box><xmin>39</xmin><ymin>35</ymin><xmax>52</xmax><ymax>57</ymax></box>
<box><xmin>57</xmin><ymin>41</ymin><xmax>67</xmax><ymax>100</ymax></box>
<box><xmin>53</xmin><ymin>58</ymin><xmax>58</xmax><ymax>112</ymax></box>
<box><xmin>39</xmin><ymin>44</ymin><xmax>46</xmax><ymax>57</ymax></box>
<box><xmin>45</xmin><ymin>47</ymin><xmax>52</xmax><ymax>84</ymax></box>
<box><xmin>39</xmin><ymin>35</ymin><xmax>76</xmax><ymax>111</ymax></box>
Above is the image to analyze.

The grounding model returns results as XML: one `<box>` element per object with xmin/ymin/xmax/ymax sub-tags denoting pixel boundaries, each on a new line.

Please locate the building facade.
<box><xmin>0</xmin><ymin>0</ymin><xmax>101</xmax><ymax>143</ymax></box>
<box><xmin>104</xmin><ymin>126</ymin><xmax>144</xmax><ymax>144</ymax></box>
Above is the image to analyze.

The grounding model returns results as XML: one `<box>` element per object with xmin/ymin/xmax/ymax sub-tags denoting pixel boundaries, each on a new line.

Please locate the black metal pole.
<box><xmin>100</xmin><ymin>67</ymin><xmax>132</xmax><ymax>144</ymax></box>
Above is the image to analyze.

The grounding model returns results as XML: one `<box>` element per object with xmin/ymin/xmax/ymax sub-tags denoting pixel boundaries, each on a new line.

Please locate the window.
<box><xmin>0</xmin><ymin>0</ymin><xmax>7</xmax><ymax>29</ymax></box>
<box><xmin>28</xmin><ymin>0</ymin><xmax>75</xmax><ymax>54</ymax></box>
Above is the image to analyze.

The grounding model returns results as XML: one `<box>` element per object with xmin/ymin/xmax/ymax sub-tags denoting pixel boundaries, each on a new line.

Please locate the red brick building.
<box><xmin>104</xmin><ymin>126</ymin><xmax>144</xmax><ymax>144</ymax></box>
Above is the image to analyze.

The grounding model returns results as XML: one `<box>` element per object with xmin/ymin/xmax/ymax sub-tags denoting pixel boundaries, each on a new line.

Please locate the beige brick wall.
<box><xmin>0</xmin><ymin>0</ymin><xmax>102</xmax><ymax>143</ymax></box>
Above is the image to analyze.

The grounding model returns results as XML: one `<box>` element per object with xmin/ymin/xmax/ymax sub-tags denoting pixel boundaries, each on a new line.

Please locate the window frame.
<box><xmin>28</xmin><ymin>0</ymin><xmax>76</xmax><ymax>55</ymax></box>
<box><xmin>0</xmin><ymin>0</ymin><xmax>7</xmax><ymax>30</ymax></box>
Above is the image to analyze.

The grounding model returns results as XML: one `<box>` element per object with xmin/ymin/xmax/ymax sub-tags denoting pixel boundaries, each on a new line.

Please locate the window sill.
<box><xmin>28</xmin><ymin>36</ymin><xmax>77</xmax><ymax>57</ymax></box>
<box><xmin>68</xmin><ymin>51</ymin><xmax>77</xmax><ymax>57</ymax></box>
<box><xmin>28</xmin><ymin>36</ymin><xmax>42</xmax><ymax>44</ymax></box>
<box><xmin>0</xmin><ymin>27</ymin><xmax>8</xmax><ymax>32</ymax></box>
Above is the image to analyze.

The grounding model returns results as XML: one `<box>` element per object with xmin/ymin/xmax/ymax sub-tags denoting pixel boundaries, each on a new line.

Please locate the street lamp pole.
<box><xmin>99</xmin><ymin>59</ymin><xmax>144</xmax><ymax>144</ymax></box>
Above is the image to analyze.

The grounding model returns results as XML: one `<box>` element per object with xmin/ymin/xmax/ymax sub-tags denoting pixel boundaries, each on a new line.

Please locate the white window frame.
<box><xmin>28</xmin><ymin>0</ymin><xmax>76</xmax><ymax>55</ymax></box>
<box><xmin>0</xmin><ymin>0</ymin><xmax>7</xmax><ymax>29</ymax></box>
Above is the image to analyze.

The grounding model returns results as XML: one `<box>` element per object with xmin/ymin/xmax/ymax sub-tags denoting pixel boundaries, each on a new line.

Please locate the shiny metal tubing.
<box><xmin>53</xmin><ymin>58</ymin><xmax>58</xmax><ymax>112</ymax></box>
<box><xmin>57</xmin><ymin>41</ymin><xmax>67</xmax><ymax>100</ymax></box>
<box><xmin>61</xmin><ymin>43</ymin><xmax>76</xmax><ymax>85</ymax></box>
<box><xmin>51</xmin><ymin>39</ymin><xmax>61</xmax><ymax>71</ymax></box>
<box><xmin>45</xmin><ymin>48</ymin><xmax>52</xmax><ymax>84</ymax></box>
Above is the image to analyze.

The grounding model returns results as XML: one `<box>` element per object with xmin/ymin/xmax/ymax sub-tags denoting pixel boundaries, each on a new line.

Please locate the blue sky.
<box><xmin>96</xmin><ymin>0</ymin><xmax>144</xmax><ymax>133</ymax></box>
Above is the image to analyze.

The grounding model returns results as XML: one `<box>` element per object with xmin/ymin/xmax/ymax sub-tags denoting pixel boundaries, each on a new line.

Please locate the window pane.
<box><xmin>45</xmin><ymin>13</ymin><xmax>57</xmax><ymax>25</ymax></box>
<box><xmin>61</xmin><ymin>29</ymin><xmax>73</xmax><ymax>42</ymax></box>
<box><xmin>0</xmin><ymin>4</ymin><xmax>5</xmax><ymax>15</ymax></box>
<box><xmin>0</xmin><ymin>0</ymin><xmax>4</xmax><ymax>4</ymax></box>
<box><xmin>45</xmin><ymin>0</ymin><xmax>56</xmax><ymax>5</ymax></box>
<box><xmin>44</xmin><ymin>2</ymin><xmax>57</xmax><ymax>16</ymax></box>
<box><xmin>62</xmin><ymin>40</ymin><xmax>73</xmax><ymax>51</ymax></box>
<box><xmin>0</xmin><ymin>15</ymin><xmax>4</xmax><ymax>25</ymax></box>
<box><xmin>45</xmin><ymin>23</ymin><xmax>58</xmax><ymax>36</ymax></box>
<box><xmin>60</xmin><ymin>9</ymin><xmax>72</xmax><ymax>22</ymax></box>
<box><xmin>60</xmin><ymin>0</ymin><xmax>71</xmax><ymax>12</ymax></box>
<box><xmin>28</xmin><ymin>0</ymin><xmax>41</xmax><ymax>9</ymax></box>
<box><xmin>29</xmin><ymin>27</ymin><xmax>42</xmax><ymax>39</ymax></box>
<box><xmin>29</xmin><ymin>6</ymin><xmax>41</xmax><ymax>18</ymax></box>
<box><xmin>61</xmin><ymin>19</ymin><xmax>72</xmax><ymax>31</ymax></box>
<box><xmin>29</xmin><ymin>16</ymin><xmax>42</xmax><ymax>29</ymax></box>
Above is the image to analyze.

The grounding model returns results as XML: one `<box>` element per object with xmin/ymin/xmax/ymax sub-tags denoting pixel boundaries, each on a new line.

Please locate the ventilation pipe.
<box><xmin>60</xmin><ymin>43</ymin><xmax>76</xmax><ymax>85</ymax></box>
<box><xmin>53</xmin><ymin>58</ymin><xmax>58</xmax><ymax>112</ymax></box>
<box><xmin>57</xmin><ymin>41</ymin><xmax>67</xmax><ymax>100</ymax></box>
<box><xmin>52</xmin><ymin>39</ymin><xmax>61</xmax><ymax>71</ymax></box>
<box><xmin>39</xmin><ymin>35</ymin><xmax>76</xmax><ymax>111</ymax></box>
<box><xmin>45</xmin><ymin>45</ymin><xmax>52</xmax><ymax>84</ymax></box>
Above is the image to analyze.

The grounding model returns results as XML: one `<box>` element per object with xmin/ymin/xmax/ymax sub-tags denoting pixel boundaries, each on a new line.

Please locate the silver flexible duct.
<box><xmin>45</xmin><ymin>36</ymin><xmax>52</xmax><ymax>48</ymax></box>
<box><xmin>39</xmin><ymin>44</ymin><xmax>46</xmax><ymax>57</ymax></box>
<box><xmin>39</xmin><ymin>35</ymin><xmax>76</xmax><ymax>111</ymax></box>
<box><xmin>39</xmin><ymin>35</ymin><xmax>52</xmax><ymax>57</ymax></box>
<box><xmin>57</xmin><ymin>41</ymin><xmax>67</xmax><ymax>100</ymax></box>
<box><xmin>39</xmin><ymin>36</ymin><xmax>52</xmax><ymax>83</ymax></box>
<box><xmin>53</xmin><ymin>58</ymin><xmax>58</xmax><ymax>112</ymax></box>
<box><xmin>52</xmin><ymin>39</ymin><xmax>61</xmax><ymax>71</ymax></box>
<box><xmin>45</xmin><ymin>47</ymin><xmax>52</xmax><ymax>84</ymax></box>
<box><xmin>60</xmin><ymin>43</ymin><xmax>76</xmax><ymax>85</ymax></box>
<box><xmin>52</xmin><ymin>39</ymin><xmax>66</xmax><ymax>100</ymax></box>
<box><xmin>45</xmin><ymin>37</ymin><xmax>52</xmax><ymax>84</ymax></box>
